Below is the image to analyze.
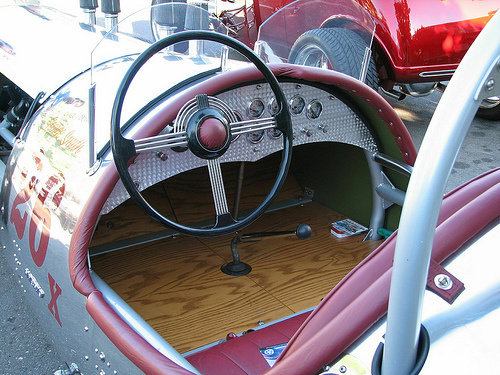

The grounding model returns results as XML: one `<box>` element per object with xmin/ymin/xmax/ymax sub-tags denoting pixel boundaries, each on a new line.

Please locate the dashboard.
<box><xmin>102</xmin><ymin>81</ymin><xmax>380</xmax><ymax>214</ymax></box>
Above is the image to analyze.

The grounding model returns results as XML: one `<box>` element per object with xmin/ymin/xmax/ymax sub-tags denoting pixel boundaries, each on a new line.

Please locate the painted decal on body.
<box><xmin>10</xmin><ymin>150</ymin><xmax>66</xmax><ymax>327</ymax></box>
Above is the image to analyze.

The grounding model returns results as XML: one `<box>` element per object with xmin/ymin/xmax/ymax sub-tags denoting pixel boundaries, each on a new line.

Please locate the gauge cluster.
<box><xmin>216</xmin><ymin>82</ymin><xmax>378</xmax><ymax>155</ymax></box>
<box><xmin>244</xmin><ymin>91</ymin><xmax>321</xmax><ymax>123</ymax></box>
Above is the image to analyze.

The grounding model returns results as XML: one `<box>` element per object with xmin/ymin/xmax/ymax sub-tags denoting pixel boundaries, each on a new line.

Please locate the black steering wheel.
<box><xmin>111</xmin><ymin>30</ymin><xmax>293</xmax><ymax>237</ymax></box>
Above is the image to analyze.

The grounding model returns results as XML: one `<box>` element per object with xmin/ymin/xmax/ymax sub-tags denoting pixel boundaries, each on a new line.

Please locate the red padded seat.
<box><xmin>185</xmin><ymin>312</ymin><xmax>311</xmax><ymax>375</ymax></box>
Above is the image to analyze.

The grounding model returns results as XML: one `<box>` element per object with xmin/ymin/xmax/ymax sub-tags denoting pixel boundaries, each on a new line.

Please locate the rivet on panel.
<box><xmin>434</xmin><ymin>274</ymin><xmax>453</xmax><ymax>290</ymax></box>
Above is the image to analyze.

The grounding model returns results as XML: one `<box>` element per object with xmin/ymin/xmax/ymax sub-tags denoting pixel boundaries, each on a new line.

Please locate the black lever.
<box><xmin>221</xmin><ymin>224</ymin><xmax>312</xmax><ymax>276</ymax></box>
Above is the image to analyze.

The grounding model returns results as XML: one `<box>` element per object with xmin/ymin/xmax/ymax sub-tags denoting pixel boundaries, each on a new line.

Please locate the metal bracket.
<box><xmin>376</xmin><ymin>172</ymin><xmax>405</xmax><ymax>208</ymax></box>
<box><xmin>86</xmin><ymin>158</ymin><xmax>102</xmax><ymax>176</ymax></box>
<box><xmin>474</xmin><ymin>57</ymin><xmax>500</xmax><ymax>101</ymax></box>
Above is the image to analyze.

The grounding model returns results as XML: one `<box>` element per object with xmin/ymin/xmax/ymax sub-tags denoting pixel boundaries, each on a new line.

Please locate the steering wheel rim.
<box><xmin>111</xmin><ymin>30</ymin><xmax>293</xmax><ymax>237</ymax></box>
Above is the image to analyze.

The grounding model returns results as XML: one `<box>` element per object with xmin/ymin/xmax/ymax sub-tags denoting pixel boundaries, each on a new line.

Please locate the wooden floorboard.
<box><xmin>91</xmin><ymin>202</ymin><xmax>382</xmax><ymax>353</ymax></box>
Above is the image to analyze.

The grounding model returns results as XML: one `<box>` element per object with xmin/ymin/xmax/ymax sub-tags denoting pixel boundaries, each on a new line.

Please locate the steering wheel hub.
<box><xmin>199</xmin><ymin>117</ymin><xmax>227</xmax><ymax>149</ymax></box>
<box><xmin>186</xmin><ymin>104</ymin><xmax>231</xmax><ymax>159</ymax></box>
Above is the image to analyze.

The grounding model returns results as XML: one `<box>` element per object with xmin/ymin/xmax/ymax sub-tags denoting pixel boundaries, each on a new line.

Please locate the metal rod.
<box><xmin>88</xmin><ymin>84</ymin><xmax>96</xmax><ymax>169</ymax></box>
<box><xmin>232</xmin><ymin>161</ymin><xmax>245</xmax><ymax>219</ymax></box>
<box><xmin>373</xmin><ymin>152</ymin><xmax>413</xmax><ymax>177</ymax></box>
<box><xmin>381</xmin><ymin>12</ymin><xmax>500</xmax><ymax>375</ymax></box>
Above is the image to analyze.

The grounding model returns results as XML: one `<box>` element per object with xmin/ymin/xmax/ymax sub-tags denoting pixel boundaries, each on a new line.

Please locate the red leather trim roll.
<box><xmin>87</xmin><ymin>291</ymin><xmax>196</xmax><ymax>375</ymax></box>
<box><xmin>69</xmin><ymin>167</ymin><xmax>120</xmax><ymax>296</ymax></box>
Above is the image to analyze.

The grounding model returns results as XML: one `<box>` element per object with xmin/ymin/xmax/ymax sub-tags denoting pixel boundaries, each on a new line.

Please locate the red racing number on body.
<box><xmin>10</xmin><ymin>171</ymin><xmax>65</xmax><ymax>268</ymax></box>
<box><xmin>10</xmin><ymin>164</ymin><xmax>66</xmax><ymax>327</ymax></box>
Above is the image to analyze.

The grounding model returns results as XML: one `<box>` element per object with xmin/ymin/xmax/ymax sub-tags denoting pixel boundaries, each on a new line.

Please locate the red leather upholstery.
<box><xmin>185</xmin><ymin>312</ymin><xmax>310</xmax><ymax>375</ymax></box>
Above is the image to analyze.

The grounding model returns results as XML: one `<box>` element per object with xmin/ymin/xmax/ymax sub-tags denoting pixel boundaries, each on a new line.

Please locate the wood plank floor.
<box><xmin>90</xmin><ymin>202</ymin><xmax>382</xmax><ymax>353</ymax></box>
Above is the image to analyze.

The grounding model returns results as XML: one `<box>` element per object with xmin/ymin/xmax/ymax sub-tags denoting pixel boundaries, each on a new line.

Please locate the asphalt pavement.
<box><xmin>386</xmin><ymin>90</ymin><xmax>500</xmax><ymax>193</ymax></box>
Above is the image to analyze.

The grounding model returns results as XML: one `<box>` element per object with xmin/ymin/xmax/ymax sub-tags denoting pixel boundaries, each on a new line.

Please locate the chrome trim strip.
<box><xmin>418</xmin><ymin>70</ymin><xmax>455</xmax><ymax>78</ymax></box>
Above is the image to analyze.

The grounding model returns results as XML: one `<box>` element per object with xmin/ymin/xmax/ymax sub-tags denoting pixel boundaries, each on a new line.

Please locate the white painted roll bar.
<box><xmin>382</xmin><ymin>10</ymin><xmax>500</xmax><ymax>375</ymax></box>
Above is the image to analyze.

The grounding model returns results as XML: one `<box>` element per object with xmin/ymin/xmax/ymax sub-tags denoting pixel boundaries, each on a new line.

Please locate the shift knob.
<box><xmin>296</xmin><ymin>223</ymin><xmax>312</xmax><ymax>240</ymax></box>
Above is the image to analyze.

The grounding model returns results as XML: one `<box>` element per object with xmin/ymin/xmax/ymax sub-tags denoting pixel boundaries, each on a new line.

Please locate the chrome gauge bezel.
<box><xmin>246</xmin><ymin>130</ymin><xmax>265</xmax><ymax>144</ymax></box>
<box><xmin>289</xmin><ymin>95</ymin><xmax>306</xmax><ymax>115</ymax></box>
<box><xmin>306</xmin><ymin>100</ymin><xmax>323</xmax><ymax>120</ymax></box>
<box><xmin>268</xmin><ymin>97</ymin><xmax>280</xmax><ymax>116</ymax></box>
<box><xmin>267</xmin><ymin>128</ymin><xmax>282</xmax><ymax>139</ymax></box>
<box><xmin>247</xmin><ymin>98</ymin><xmax>265</xmax><ymax>118</ymax></box>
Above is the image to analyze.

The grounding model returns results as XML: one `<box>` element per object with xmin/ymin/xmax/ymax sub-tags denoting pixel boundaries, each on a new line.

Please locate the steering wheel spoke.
<box><xmin>134</xmin><ymin>131</ymin><xmax>188</xmax><ymax>153</ymax></box>
<box><xmin>207</xmin><ymin>158</ymin><xmax>230</xmax><ymax>216</ymax></box>
<box><xmin>230</xmin><ymin>117</ymin><xmax>277</xmax><ymax>137</ymax></box>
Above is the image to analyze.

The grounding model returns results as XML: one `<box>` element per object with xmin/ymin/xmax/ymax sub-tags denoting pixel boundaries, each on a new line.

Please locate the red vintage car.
<box><xmin>213</xmin><ymin>0</ymin><xmax>500</xmax><ymax>119</ymax></box>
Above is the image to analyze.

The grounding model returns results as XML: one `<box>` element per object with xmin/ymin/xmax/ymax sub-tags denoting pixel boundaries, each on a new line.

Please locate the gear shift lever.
<box><xmin>221</xmin><ymin>224</ymin><xmax>312</xmax><ymax>276</ymax></box>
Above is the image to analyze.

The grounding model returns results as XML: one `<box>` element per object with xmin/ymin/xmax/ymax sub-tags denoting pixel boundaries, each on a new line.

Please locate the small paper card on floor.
<box><xmin>259</xmin><ymin>343</ymin><xmax>287</xmax><ymax>367</ymax></box>
<box><xmin>330</xmin><ymin>219</ymin><xmax>368</xmax><ymax>238</ymax></box>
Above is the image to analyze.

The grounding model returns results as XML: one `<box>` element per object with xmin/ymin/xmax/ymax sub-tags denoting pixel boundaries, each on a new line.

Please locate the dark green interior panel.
<box><xmin>291</xmin><ymin>142</ymin><xmax>408</xmax><ymax>232</ymax></box>
<box><xmin>291</xmin><ymin>142</ymin><xmax>373</xmax><ymax>227</ymax></box>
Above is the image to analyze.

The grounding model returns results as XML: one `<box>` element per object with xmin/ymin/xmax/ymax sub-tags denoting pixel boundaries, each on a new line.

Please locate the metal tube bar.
<box><xmin>381</xmin><ymin>12</ymin><xmax>500</xmax><ymax>375</ymax></box>
<box><xmin>88</xmin><ymin>84</ymin><xmax>96</xmax><ymax>168</ymax></box>
<box><xmin>375</xmin><ymin>184</ymin><xmax>405</xmax><ymax>207</ymax></box>
<box><xmin>373</xmin><ymin>152</ymin><xmax>413</xmax><ymax>177</ymax></box>
<box><xmin>364</xmin><ymin>149</ymin><xmax>385</xmax><ymax>241</ymax></box>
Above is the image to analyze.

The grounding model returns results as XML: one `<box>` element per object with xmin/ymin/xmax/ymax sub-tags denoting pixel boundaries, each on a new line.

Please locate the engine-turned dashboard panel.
<box><xmin>102</xmin><ymin>81</ymin><xmax>379</xmax><ymax>214</ymax></box>
<box><xmin>217</xmin><ymin>82</ymin><xmax>378</xmax><ymax>157</ymax></box>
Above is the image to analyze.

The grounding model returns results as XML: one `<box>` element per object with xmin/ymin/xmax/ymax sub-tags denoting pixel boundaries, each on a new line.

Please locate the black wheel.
<box><xmin>476</xmin><ymin>96</ymin><xmax>500</xmax><ymax>120</ymax></box>
<box><xmin>111</xmin><ymin>30</ymin><xmax>293</xmax><ymax>237</ymax></box>
<box><xmin>288</xmin><ymin>28</ymin><xmax>378</xmax><ymax>90</ymax></box>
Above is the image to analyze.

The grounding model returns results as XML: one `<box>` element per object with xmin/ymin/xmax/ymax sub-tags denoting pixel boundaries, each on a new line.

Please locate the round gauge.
<box><xmin>306</xmin><ymin>100</ymin><xmax>323</xmax><ymax>119</ymax></box>
<box><xmin>246</xmin><ymin>130</ymin><xmax>265</xmax><ymax>144</ymax></box>
<box><xmin>267</xmin><ymin>128</ymin><xmax>282</xmax><ymax>139</ymax></box>
<box><xmin>247</xmin><ymin>98</ymin><xmax>265</xmax><ymax>118</ymax></box>
<box><xmin>268</xmin><ymin>97</ymin><xmax>280</xmax><ymax>116</ymax></box>
<box><xmin>289</xmin><ymin>95</ymin><xmax>306</xmax><ymax>115</ymax></box>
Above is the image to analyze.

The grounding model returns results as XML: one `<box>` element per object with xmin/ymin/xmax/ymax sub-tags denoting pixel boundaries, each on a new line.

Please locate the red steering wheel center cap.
<box><xmin>199</xmin><ymin>117</ymin><xmax>227</xmax><ymax>149</ymax></box>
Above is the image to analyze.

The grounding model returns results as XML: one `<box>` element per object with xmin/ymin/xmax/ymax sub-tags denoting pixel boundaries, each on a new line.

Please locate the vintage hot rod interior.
<box><xmin>0</xmin><ymin>2</ymin><xmax>499</xmax><ymax>375</ymax></box>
